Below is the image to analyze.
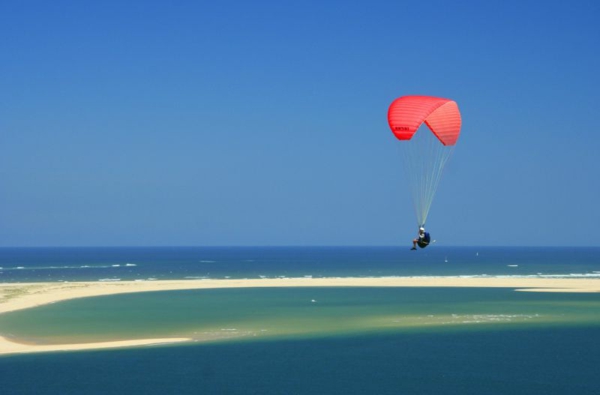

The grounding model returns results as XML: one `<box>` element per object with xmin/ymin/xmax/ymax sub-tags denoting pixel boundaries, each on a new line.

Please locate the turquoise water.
<box><xmin>0</xmin><ymin>247</ymin><xmax>599</xmax><ymax>394</ymax></box>
<box><xmin>1</xmin><ymin>287</ymin><xmax>599</xmax><ymax>345</ymax></box>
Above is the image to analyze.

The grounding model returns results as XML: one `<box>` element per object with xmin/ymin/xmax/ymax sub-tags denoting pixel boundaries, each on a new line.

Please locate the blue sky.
<box><xmin>1</xmin><ymin>0</ymin><xmax>599</xmax><ymax>247</ymax></box>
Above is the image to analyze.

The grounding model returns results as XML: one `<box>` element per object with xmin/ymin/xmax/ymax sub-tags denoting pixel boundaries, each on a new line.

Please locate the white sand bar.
<box><xmin>0</xmin><ymin>336</ymin><xmax>191</xmax><ymax>355</ymax></box>
<box><xmin>0</xmin><ymin>277</ymin><xmax>598</xmax><ymax>355</ymax></box>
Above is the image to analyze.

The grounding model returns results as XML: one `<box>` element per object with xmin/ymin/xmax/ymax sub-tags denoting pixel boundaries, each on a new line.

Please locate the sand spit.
<box><xmin>0</xmin><ymin>336</ymin><xmax>190</xmax><ymax>355</ymax></box>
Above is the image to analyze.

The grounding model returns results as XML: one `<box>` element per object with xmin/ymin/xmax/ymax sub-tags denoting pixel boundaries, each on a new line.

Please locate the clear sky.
<box><xmin>1</xmin><ymin>0</ymin><xmax>599</xmax><ymax>247</ymax></box>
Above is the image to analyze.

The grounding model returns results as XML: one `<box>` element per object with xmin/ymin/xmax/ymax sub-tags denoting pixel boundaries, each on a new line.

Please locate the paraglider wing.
<box><xmin>387</xmin><ymin>95</ymin><xmax>462</xmax><ymax>227</ymax></box>
<box><xmin>388</xmin><ymin>96</ymin><xmax>461</xmax><ymax>145</ymax></box>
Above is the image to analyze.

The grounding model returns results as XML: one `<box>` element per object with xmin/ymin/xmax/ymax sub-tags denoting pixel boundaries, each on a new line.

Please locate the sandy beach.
<box><xmin>0</xmin><ymin>277</ymin><xmax>598</xmax><ymax>356</ymax></box>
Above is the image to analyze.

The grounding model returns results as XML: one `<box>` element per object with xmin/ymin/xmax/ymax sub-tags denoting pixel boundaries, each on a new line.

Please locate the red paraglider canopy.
<box><xmin>387</xmin><ymin>95</ymin><xmax>461</xmax><ymax>146</ymax></box>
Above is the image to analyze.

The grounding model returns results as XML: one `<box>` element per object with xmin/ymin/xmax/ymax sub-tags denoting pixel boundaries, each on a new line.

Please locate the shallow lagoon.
<box><xmin>1</xmin><ymin>287</ymin><xmax>599</xmax><ymax>395</ymax></box>
<box><xmin>1</xmin><ymin>287</ymin><xmax>598</xmax><ymax>345</ymax></box>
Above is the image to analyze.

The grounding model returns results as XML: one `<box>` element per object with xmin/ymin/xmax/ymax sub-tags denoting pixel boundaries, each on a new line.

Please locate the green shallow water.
<box><xmin>1</xmin><ymin>287</ymin><xmax>599</xmax><ymax>345</ymax></box>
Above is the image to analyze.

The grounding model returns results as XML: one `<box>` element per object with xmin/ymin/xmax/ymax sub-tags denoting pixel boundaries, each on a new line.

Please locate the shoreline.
<box><xmin>0</xmin><ymin>277</ymin><xmax>598</xmax><ymax>356</ymax></box>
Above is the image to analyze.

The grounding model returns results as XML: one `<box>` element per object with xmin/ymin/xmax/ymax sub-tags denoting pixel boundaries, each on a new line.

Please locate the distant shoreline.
<box><xmin>0</xmin><ymin>277</ymin><xmax>598</xmax><ymax>356</ymax></box>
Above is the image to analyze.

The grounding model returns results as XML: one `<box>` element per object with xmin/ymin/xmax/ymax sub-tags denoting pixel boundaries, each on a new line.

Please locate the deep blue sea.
<box><xmin>1</xmin><ymin>247</ymin><xmax>599</xmax><ymax>395</ymax></box>
<box><xmin>1</xmin><ymin>246</ymin><xmax>599</xmax><ymax>282</ymax></box>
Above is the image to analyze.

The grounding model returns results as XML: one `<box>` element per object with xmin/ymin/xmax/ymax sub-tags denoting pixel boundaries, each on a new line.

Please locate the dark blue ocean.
<box><xmin>1</xmin><ymin>246</ymin><xmax>599</xmax><ymax>282</ymax></box>
<box><xmin>1</xmin><ymin>247</ymin><xmax>599</xmax><ymax>395</ymax></box>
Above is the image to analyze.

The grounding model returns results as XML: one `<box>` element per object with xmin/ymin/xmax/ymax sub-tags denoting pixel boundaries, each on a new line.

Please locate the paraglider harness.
<box><xmin>417</xmin><ymin>232</ymin><xmax>431</xmax><ymax>248</ymax></box>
